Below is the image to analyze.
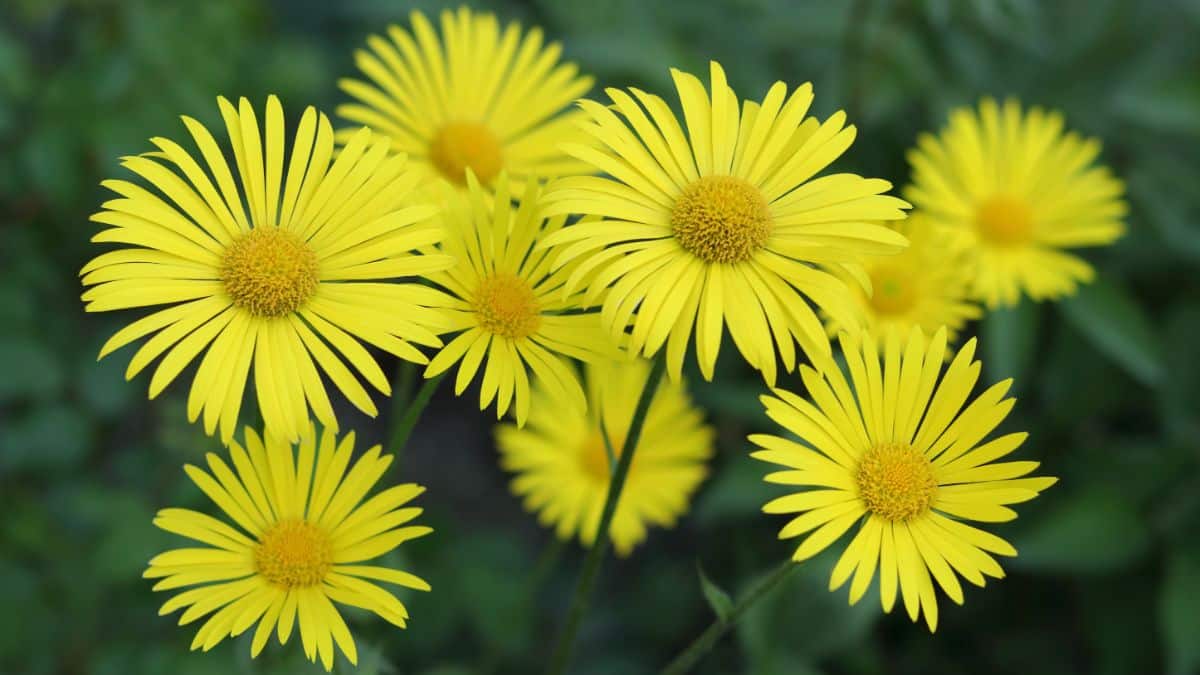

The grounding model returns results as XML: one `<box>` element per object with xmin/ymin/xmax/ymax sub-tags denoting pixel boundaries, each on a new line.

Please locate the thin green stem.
<box><xmin>546</xmin><ymin>354</ymin><xmax>667</xmax><ymax>674</ymax></box>
<box><xmin>658</xmin><ymin>561</ymin><xmax>799</xmax><ymax>675</ymax></box>
<box><xmin>386</xmin><ymin>372</ymin><xmax>445</xmax><ymax>469</ymax></box>
<box><xmin>599</xmin><ymin>415</ymin><xmax>617</xmax><ymax>470</ymax></box>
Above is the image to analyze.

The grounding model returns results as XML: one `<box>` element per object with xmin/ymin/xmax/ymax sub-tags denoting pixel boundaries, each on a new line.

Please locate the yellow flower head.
<box><xmin>826</xmin><ymin>213</ymin><xmax>981</xmax><ymax>344</ymax></box>
<box><xmin>496</xmin><ymin>358</ymin><xmax>714</xmax><ymax>556</ymax></box>
<box><xmin>145</xmin><ymin>424</ymin><xmax>432</xmax><ymax>671</ymax></box>
<box><xmin>422</xmin><ymin>173</ymin><xmax>620</xmax><ymax>426</ymax></box>
<box><xmin>337</xmin><ymin>7</ymin><xmax>595</xmax><ymax>193</ymax></box>
<box><xmin>80</xmin><ymin>96</ymin><xmax>453</xmax><ymax>443</ymax></box>
<box><xmin>905</xmin><ymin>97</ymin><xmax>1127</xmax><ymax>308</ymax></box>
<box><xmin>751</xmin><ymin>327</ymin><xmax>1055</xmax><ymax>631</ymax></box>
<box><xmin>541</xmin><ymin>61</ymin><xmax>910</xmax><ymax>385</ymax></box>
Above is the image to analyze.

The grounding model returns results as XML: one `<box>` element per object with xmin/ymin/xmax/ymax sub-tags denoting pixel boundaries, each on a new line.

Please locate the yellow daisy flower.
<box><xmin>541</xmin><ymin>61</ymin><xmax>910</xmax><ymax>385</ymax></box>
<box><xmin>751</xmin><ymin>327</ymin><xmax>1055</xmax><ymax>631</ymax></box>
<box><xmin>81</xmin><ymin>96</ymin><xmax>451</xmax><ymax>443</ymax></box>
<box><xmin>905</xmin><ymin>97</ymin><xmax>1127</xmax><ymax>308</ymax></box>
<box><xmin>825</xmin><ymin>214</ymin><xmax>981</xmax><ymax>344</ymax></box>
<box><xmin>145</xmin><ymin>424</ymin><xmax>432</xmax><ymax>671</ymax></box>
<box><xmin>496</xmin><ymin>358</ymin><xmax>713</xmax><ymax>556</ymax></box>
<box><xmin>421</xmin><ymin>172</ymin><xmax>618</xmax><ymax>426</ymax></box>
<box><xmin>337</xmin><ymin>6</ymin><xmax>594</xmax><ymax>193</ymax></box>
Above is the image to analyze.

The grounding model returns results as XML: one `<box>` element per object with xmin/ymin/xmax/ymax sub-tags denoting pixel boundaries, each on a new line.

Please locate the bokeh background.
<box><xmin>2</xmin><ymin>0</ymin><xmax>1199</xmax><ymax>673</ymax></box>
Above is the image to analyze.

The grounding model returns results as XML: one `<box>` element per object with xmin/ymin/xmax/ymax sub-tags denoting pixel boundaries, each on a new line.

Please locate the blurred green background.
<box><xmin>2</xmin><ymin>0</ymin><xmax>1199</xmax><ymax>673</ymax></box>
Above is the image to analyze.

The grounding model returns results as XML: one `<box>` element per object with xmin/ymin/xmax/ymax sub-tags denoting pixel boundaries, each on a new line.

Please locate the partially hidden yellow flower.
<box><xmin>81</xmin><ymin>95</ymin><xmax>452</xmax><ymax>443</ymax></box>
<box><xmin>422</xmin><ymin>172</ymin><xmax>620</xmax><ymax>426</ymax></box>
<box><xmin>905</xmin><ymin>97</ymin><xmax>1127</xmax><ymax>308</ymax></box>
<box><xmin>751</xmin><ymin>327</ymin><xmax>1055</xmax><ymax>631</ymax></box>
<box><xmin>496</xmin><ymin>358</ymin><xmax>714</xmax><ymax>555</ymax></box>
<box><xmin>337</xmin><ymin>6</ymin><xmax>595</xmax><ymax>195</ymax></box>
<box><xmin>542</xmin><ymin>61</ymin><xmax>910</xmax><ymax>385</ymax></box>
<box><xmin>146</xmin><ymin>424</ymin><xmax>432</xmax><ymax>670</ymax></box>
<box><xmin>825</xmin><ymin>213</ymin><xmax>981</xmax><ymax>344</ymax></box>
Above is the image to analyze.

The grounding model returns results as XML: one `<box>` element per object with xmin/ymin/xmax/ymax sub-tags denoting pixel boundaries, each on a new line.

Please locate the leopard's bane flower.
<box><xmin>826</xmin><ymin>213</ymin><xmax>981</xmax><ymax>344</ymax></box>
<box><xmin>337</xmin><ymin>7</ymin><xmax>594</xmax><ymax>194</ymax></box>
<box><xmin>542</xmin><ymin>61</ymin><xmax>910</xmax><ymax>385</ymax></box>
<box><xmin>496</xmin><ymin>358</ymin><xmax>714</xmax><ymax>555</ymax></box>
<box><xmin>81</xmin><ymin>95</ymin><xmax>452</xmax><ymax>443</ymax></box>
<box><xmin>751</xmin><ymin>327</ymin><xmax>1055</xmax><ymax>631</ymax></box>
<box><xmin>146</xmin><ymin>424</ymin><xmax>432</xmax><ymax>671</ymax></box>
<box><xmin>421</xmin><ymin>172</ymin><xmax>620</xmax><ymax>425</ymax></box>
<box><xmin>905</xmin><ymin>97</ymin><xmax>1127</xmax><ymax>308</ymax></box>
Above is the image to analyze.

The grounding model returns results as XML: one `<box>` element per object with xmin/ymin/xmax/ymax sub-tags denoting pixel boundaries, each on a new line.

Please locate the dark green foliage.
<box><xmin>1</xmin><ymin>1</ymin><xmax>1197</xmax><ymax>673</ymax></box>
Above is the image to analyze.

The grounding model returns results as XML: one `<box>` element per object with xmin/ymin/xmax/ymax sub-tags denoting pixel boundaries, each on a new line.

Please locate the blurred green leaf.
<box><xmin>1012</xmin><ymin>489</ymin><xmax>1151</xmax><ymax>574</ymax></box>
<box><xmin>0</xmin><ymin>336</ymin><xmax>65</xmax><ymax>403</ymax></box>
<box><xmin>0</xmin><ymin>403</ymin><xmax>90</xmax><ymax>471</ymax></box>
<box><xmin>1160</xmin><ymin>551</ymin><xmax>1200</xmax><ymax>675</ymax></box>
<box><xmin>694</xmin><ymin>453</ymin><xmax>769</xmax><ymax>524</ymax></box>
<box><xmin>78</xmin><ymin>350</ymin><xmax>136</xmax><ymax>419</ymax></box>
<box><xmin>697</xmin><ymin>563</ymin><xmax>734</xmax><ymax>621</ymax></box>
<box><xmin>982</xmin><ymin>299</ymin><xmax>1039</xmax><ymax>388</ymax></box>
<box><xmin>1060</xmin><ymin>278</ymin><xmax>1165</xmax><ymax>387</ymax></box>
<box><xmin>738</xmin><ymin>551</ymin><xmax>878</xmax><ymax>665</ymax></box>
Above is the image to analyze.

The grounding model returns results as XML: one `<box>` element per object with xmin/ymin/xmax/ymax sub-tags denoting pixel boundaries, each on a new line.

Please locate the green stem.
<box><xmin>386</xmin><ymin>372</ymin><xmax>445</xmax><ymax>469</ymax></box>
<box><xmin>546</xmin><ymin>354</ymin><xmax>667</xmax><ymax>674</ymax></box>
<box><xmin>659</xmin><ymin>561</ymin><xmax>799</xmax><ymax>675</ymax></box>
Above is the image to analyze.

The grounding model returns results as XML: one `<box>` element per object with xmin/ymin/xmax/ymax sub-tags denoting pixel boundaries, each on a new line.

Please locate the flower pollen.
<box><xmin>671</xmin><ymin>175</ymin><xmax>771</xmax><ymax>263</ymax></box>
<box><xmin>429</xmin><ymin>121</ymin><xmax>504</xmax><ymax>186</ymax></box>
<box><xmin>221</xmin><ymin>227</ymin><xmax>318</xmax><ymax>317</ymax></box>
<box><xmin>855</xmin><ymin>442</ymin><xmax>938</xmax><ymax>521</ymax></box>
<box><xmin>474</xmin><ymin>273</ymin><xmax>541</xmax><ymax>339</ymax></box>
<box><xmin>976</xmin><ymin>195</ymin><xmax>1034</xmax><ymax>246</ymax></box>
<box><xmin>254</xmin><ymin>519</ymin><xmax>333</xmax><ymax>589</ymax></box>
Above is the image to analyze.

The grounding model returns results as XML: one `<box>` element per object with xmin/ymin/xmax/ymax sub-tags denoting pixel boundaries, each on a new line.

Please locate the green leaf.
<box><xmin>982</xmin><ymin>299</ymin><xmax>1040</xmax><ymax>388</ymax></box>
<box><xmin>1160</xmin><ymin>551</ymin><xmax>1200</xmax><ymax>675</ymax></box>
<box><xmin>697</xmin><ymin>563</ymin><xmax>734</xmax><ymax>621</ymax></box>
<box><xmin>1060</xmin><ymin>279</ymin><xmax>1165</xmax><ymax>387</ymax></box>
<box><xmin>1011</xmin><ymin>489</ymin><xmax>1150</xmax><ymax>574</ymax></box>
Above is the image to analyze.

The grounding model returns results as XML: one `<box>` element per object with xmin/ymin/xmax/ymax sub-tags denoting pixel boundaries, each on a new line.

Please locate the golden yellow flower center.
<box><xmin>581</xmin><ymin>429</ymin><xmax>626</xmax><ymax>483</ymax></box>
<box><xmin>474</xmin><ymin>273</ymin><xmax>541</xmax><ymax>339</ymax></box>
<box><xmin>855</xmin><ymin>442</ymin><xmax>938</xmax><ymax>522</ymax></box>
<box><xmin>975</xmin><ymin>195</ymin><xmax>1034</xmax><ymax>246</ymax></box>
<box><xmin>869</xmin><ymin>264</ymin><xmax>917</xmax><ymax>315</ymax></box>
<box><xmin>671</xmin><ymin>175</ymin><xmax>771</xmax><ymax>263</ymax></box>
<box><xmin>254</xmin><ymin>519</ymin><xmax>332</xmax><ymax>589</ymax></box>
<box><xmin>429</xmin><ymin>121</ymin><xmax>504</xmax><ymax>186</ymax></box>
<box><xmin>221</xmin><ymin>227</ymin><xmax>318</xmax><ymax>317</ymax></box>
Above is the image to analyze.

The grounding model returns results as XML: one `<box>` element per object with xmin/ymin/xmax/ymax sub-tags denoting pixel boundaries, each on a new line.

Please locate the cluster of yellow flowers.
<box><xmin>80</xmin><ymin>6</ymin><xmax>1127</xmax><ymax>671</ymax></box>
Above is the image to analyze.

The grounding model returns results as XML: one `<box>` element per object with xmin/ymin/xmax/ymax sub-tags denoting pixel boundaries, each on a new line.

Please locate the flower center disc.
<box><xmin>254</xmin><ymin>519</ymin><xmax>333</xmax><ymax>589</ymax></box>
<box><xmin>671</xmin><ymin>175</ymin><xmax>771</xmax><ymax>263</ymax></box>
<box><xmin>855</xmin><ymin>442</ymin><xmax>938</xmax><ymax>521</ymax></box>
<box><xmin>429</xmin><ymin>121</ymin><xmax>504</xmax><ymax>186</ymax></box>
<box><xmin>869</xmin><ymin>265</ymin><xmax>917</xmax><ymax>315</ymax></box>
<box><xmin>221</xmin><ymin>227</ymin><xmax>318</xmax><ymax>317</ymax></box>
<box><xmin>474</xmin><ymin>273</ymin><xmax>541</xmax><ymax>339</ymax></box>
<box><xmin>975</xmin><ymin>195</ymin><xmax>1034</xmax><ymax>246</ymax></box>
